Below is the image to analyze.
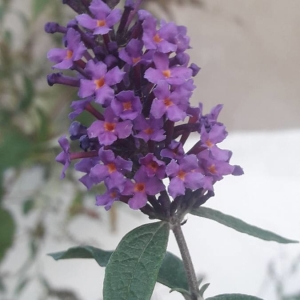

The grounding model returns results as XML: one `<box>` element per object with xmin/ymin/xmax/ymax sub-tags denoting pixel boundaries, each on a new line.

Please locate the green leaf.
<box><xmin>158</xmin><ymin>251</ymin><xmax>188</xmax><ymax>291</ymax></box>
<box><xmin>19</xmin><ymin>75</ymin><xmax>35</xmax><ymax>111</ymax></box>
<box><xmin>22</xmin><ymin>198</ymin><xmax>35</xmax><ymax>215</ymax></box>
<box><xmin>104</xmin><ymin>221</ymin><xmax>169</xmax><ymax>300</ymax></box>
<box><xmin>48</xmin><ymin>246</ymin><xmax>113</xmax><ymax>267</ymax></box>
<box><xmin>0</xmin><ymin>130</ymin><xmax>33</xmax><ymax>171</ymax></box>
<box><xmin>36</xmin><ymin>108</ymin><xmax>49</xmax><ymax>142</ymax></box>
<box><xmin>283</xmin><ymin>294</ymin><xmax>300</xmax><ymax>300</ymax></box>
<box><xmin>0</xmin><ymin>207</ymin><xmax>15</xmax><ymax>262</ymax></box>
<box><xmin>206</xmin><ymin>294</ymin><xmax>263</xmax><ymax>300</ymax></box>
<box><xmin>0</xmin><ymin>276</ymin><xmax>6</xmax><ymax>292</ymax></box>
<box><xmin>191</xmin><ymin>207</ymin><xmax>298</xmax><ymax>244</ymax></box>
<box><xmin>49</xmin><ymin>245</ymin><xmax>188</xmax><ymax>292</ymax></box>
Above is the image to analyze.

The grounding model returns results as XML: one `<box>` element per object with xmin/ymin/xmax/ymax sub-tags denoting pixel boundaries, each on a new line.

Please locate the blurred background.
<box><xmin>0</xmin><ymin>0</ymin><xmax>299</xmax><ymax>299</ymax></box>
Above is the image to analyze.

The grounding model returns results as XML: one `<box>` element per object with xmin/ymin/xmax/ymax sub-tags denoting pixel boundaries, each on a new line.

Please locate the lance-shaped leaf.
<box><xmin>0</xmin><ymin>207</ymin><xmax>15</xmax><ymax>262</ymax></box>
<box><xmin>206</xmin><ymin>294</ymin><xmax>263</xmax><ymax>300</ymax></box>
<box><xmin>191</xmin><ymin>207</ymin><xmax>297</xmax><ymax>244</ymax></box>
<box><xmin>49</xmin><ymin>246</ymin><xmax>188</xmax><ymax>292</ymax></box>
<box><xmin>103</xmin><ymin>221</ymin><xmax>169</xmax><ymax>300</ymax></box>
<box><xmin>49</xmin><ymin>246</ymin><xmax>113</xmax><ymax>267</ymax></box>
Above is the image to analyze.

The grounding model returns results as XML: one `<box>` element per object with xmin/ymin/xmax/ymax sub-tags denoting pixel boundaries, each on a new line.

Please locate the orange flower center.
<box><xmin>208</xmin><ymin>164</ymin><xmax>217</xmax><ymax>174</ymax></box>
<box><xmin>94</xmin><ymin>77</ymin><xmax>105</xmax><ymax>89</ymax></box>
<box><xmin>164</xmin><ymin>97</ymin><xmax>173</xmax><ymax>107</ymax></box>
<box><xmin>110</xmin><ymin>191</ymin><xmax>117</xmax><ymax>198</ymax></box>
<box><xmin>144</xmin><ymin>127</ymin><xmax>153</xmax><ymax>135</ymax></box>
<box><xmin>153</xmin><ymin>33</ymin><xmax>162</xmax><ymax>43</ymax></box>
<box><xmin>107</xmin><ymin>163</ymin><xmax>116</xmax><ymax>173</ymax></box>
<box><xmin>149</xmin><ymin>161</ymin><xmax>158</xmax><ymax>171</ymax></box>
<box><xmin>97</xmin><ymin>20</ymin><xmax>106</xmax><ymax>27</ymax></box>
<box><xmin>132</xmin><ymin>57</ymin><xmax>141</xmax><ymax>64</ymax></box>
<box><xmin>178</xmin><ymin>170</ymin><xmax>186</xmax><ymax>180</ymax></box>
<box><xmin>123</xmin><ymin>101</ymin><xmax>132</xmax><ymax>111</ymax></box>
<box><xmin>104</xmin><ymin>122</ymin><xmax>116</xmax><ymax>132</ymax></box>
<box><xmin>134</xmin><ymin>183</ymin><xmax>145</xmax><ymax>193</ymax></box>
<box><xmin>205</xmin><ymin>140</ymin><xmax>213</xmax><ymax>148</ymax></box>
<box><xmin>66</xmin><ymin>50</ymin><xmax>73</xmax><ymax>59</ymax></box>
<box><xmin>162</xmin><ymin>69</ymin><xmax>171</xmax><ymax>78</ymax></box>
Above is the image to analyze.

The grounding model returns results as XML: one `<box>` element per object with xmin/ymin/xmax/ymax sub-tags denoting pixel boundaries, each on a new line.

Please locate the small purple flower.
<box><xmin>139</xmin><ymin>154</ymin><xmax>166</xmax><ymax>179</ymax></box>
<box><xmin>142</xmin><ymin>16</ymin><xmax>177</xmax><ymax>53</ymax></box>
<box><xmin>166</xmin><ymin>155</ymin><xmax>204</xmax><ymax>198</ymax></box>
<box><xmin>199</xmin><ymin>103</ymin><xmax>224</xmax><ymax>132</ymax></box>
<box><xmin>144</xmin><ymin>52</ymin><xmax>192</xmax><ymax>85</ymax></box>
<box><xmin>78</xmin><ymin>60</ymin><xmax>125</xmax><ymax>105</ymax></box>
<box><xmin>122</xmin><ymin>168</ymin><xmax>165</xmax><ymax>209</ymax></box>
<box><xmin>47</xmin><ymin>28</ymin><xmax>86</xmax><ymax>69</ymax></box>
<box><xmin>118</xmin><ymin>39</ymin><xmax>154</xmax><ymax>66</ymax></box>
<box><xmin>133</xmin><ymin>116</ymin><xmax>165</xmax><ymax>142</ymax></box>
<box><xmin>76</xmin><ymin>0</ymin><xmax>121</xmax><ymax>35</ymax></box>
<box><xmin>69</xmin><ymin>121</ymin><xmax>87</xmax><ymax>138</ymax></box>
<box><xmin>69</xmin><ymin>98</ymin><xmax>93</xmax><ymax>120</ymax></box>
<box><xmin>90</xmin><ymin>148</ymin><xmax>132</xmax><ymax>184</ymax></box>
<box><xmin>174</xmin><ymin>25</ymin><xmax>190</xmax><ymax>53</ymax></box>
<box><xmin>96</xmin><ymin>185</ymin><xmax>122</xmax><ymax>210</ymax></box>
<box><xmin>56</xmin><ymin>136</ymin><xmax>71</xmax><ymax>179</ymax></box>
<box><xmin>111</xmin><ymin>90</ymin><xmax>142</xmax><ymax>120</ymax></box>
<box><xmin>161</xmin><ymin>140</ymin><xmax>185</xmax><ymax>160</ymax></box>
<box><xmin>150</xmin><ymin>81</ymin><xmax>189</xmax><ymax>122</ymax></box>
<box><xmin>200</xmin><ymin>125</ymin><xmax>230</xmax><ymax>161</ymax></box>
<box><xmin>75</xmin><ymin>157</ymin><xmax>100</xmax><ymax>189</ymax></box>
<box><xmin>87</xmin><ymin>108</ymin><xmax>132</xmax><ymax>145</ymax></box>
<box><xmin>197</xmin><ymin>151</ymin><xmax>243</xmax><ymax>190</ymax></box>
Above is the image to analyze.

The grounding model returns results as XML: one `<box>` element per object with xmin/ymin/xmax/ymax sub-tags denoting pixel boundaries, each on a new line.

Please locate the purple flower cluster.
<box><xmin>46</xmin><ymin>0</ymin><xmax>243</xmax><ymax>217</ymax></box>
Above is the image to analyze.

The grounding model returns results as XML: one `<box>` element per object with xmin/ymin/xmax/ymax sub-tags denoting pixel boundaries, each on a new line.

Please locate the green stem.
<box><xmin>172</xmin><ymin>222</ymin><xmax>203</xmax><ymax>300</ymax></box>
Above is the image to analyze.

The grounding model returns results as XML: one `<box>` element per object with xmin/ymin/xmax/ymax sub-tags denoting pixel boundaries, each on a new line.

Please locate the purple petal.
<box><xmin>95</xmin><ymin>85</ymin><xmax>115</xmax><ymax>105</ymax></box>
<box><xmin>157</xmin><ymin>40</ymin><xmax>177</xmax><ymax>53</ymax></box>
<box><xmin>72</xmin><ymin>42</ymin><xmax>87</xmax><ymax>61</ymax></box>
<box><xmin>128</xmin><ymin>192</ymin><xmax>148</xmax><ymax>209</ymax></box>
<box><xmin>150</xmin><ymin>99</ymin><xmax>166</xmax><ymax>119</ymax></box>
<box><xmin>78</xmin><ymin>79</ymin><xmax>96</xmax><ymax>98</ymax></box>
<box><xmin>184</xmin><ymin>172</ymin><xmax>204</xmax><ymax>190</ymax></box>
<box><xmin>232</xmin><ymin>165</ymin><xmax>244</xmax><ymax>176</ymax></box>
<box><xmin>166</xmin><ymin>105</ymin><xmax>186</xmax><ymax>122</ymax></box>
<box><xmin>47</xmin><ymin>48</ymin><xmax>67</xmax><ymax>63</ymax></box>
<box><xmin>105</xmin><ymin>66</ymin><xmax>125</xmax><ymax>85</ymax></box>
<box><xmin>90</xmin><ymin>0</ymin><xmax>111</xmax><ymax>17</ymax></box>
<box><xmin>79</xmin><ymin>174</ymin><xmax>95</xmax><ymax>190</ymax></box>
<box><xmin>87</xmin><ymin>120</ymin><xmax>103</xmax><ymax>138</ymax></box>
<box><xmin>106</xmin><ymin>9</ymin><xmax>122</xmax><ymax>27</ymax></box>
<box><xmin>145</xmin><ymin>177</ymin><xmax>165</xmax><ymax>195</ymax></box>
<box><xmin>99</xmin><ymin>148</ymin><xmax>115</xmax><ymax>163</ymax></box>
<box><xmin>116</xmin><ymin>121</ymin><xmax>133</xmax><ymax>138</ymax></box>
<box><xmin>85</xmin><ymin>60</ymin><xmax>107</xmax><ymax>79</ymax></box>
<box><xmin>180</xmin><ymin>154</ymin><xmax>198</xmax><ymax>172</ymax></box>
<box><xmin>166</xmin><ymin>160</ymin><xmax>179</xmax><ymax>177</ymax></box>
<box><xmin>90</xmin><ymin>164</ymin><xmax>109</xmax><ymax>183</ymax></box>
<box><xmin>168</xmin><ymin>177</ymin><xmax>185</xmax><ymax>198</ymax></box>
<box><xmin>76</xmin><ymin>14</ymin><xmax>97</xmax><ymax>30</ymax></box>
<box><xmin>144</xmin><ymin>68</ymin><xmax>164</xmax><ymax>84</ymax></box>
<box><xmin>98</xmin><ymin>131</ymin><xmax>117</xmax><ymax>145</ymax></box>
<box><xmin>93</xmin><ymin>26</ymin><xmax>111</xmax><ymax>35</ymax></box>
<box><xmin>153</xmin><ymin>81</ymin><xmax>170</xmax><ymax>99</ymax></box>
<box><xmin>153</xmin><ymin>52</ymin><xmax>169</xmax><ymax>70</ymax></box>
